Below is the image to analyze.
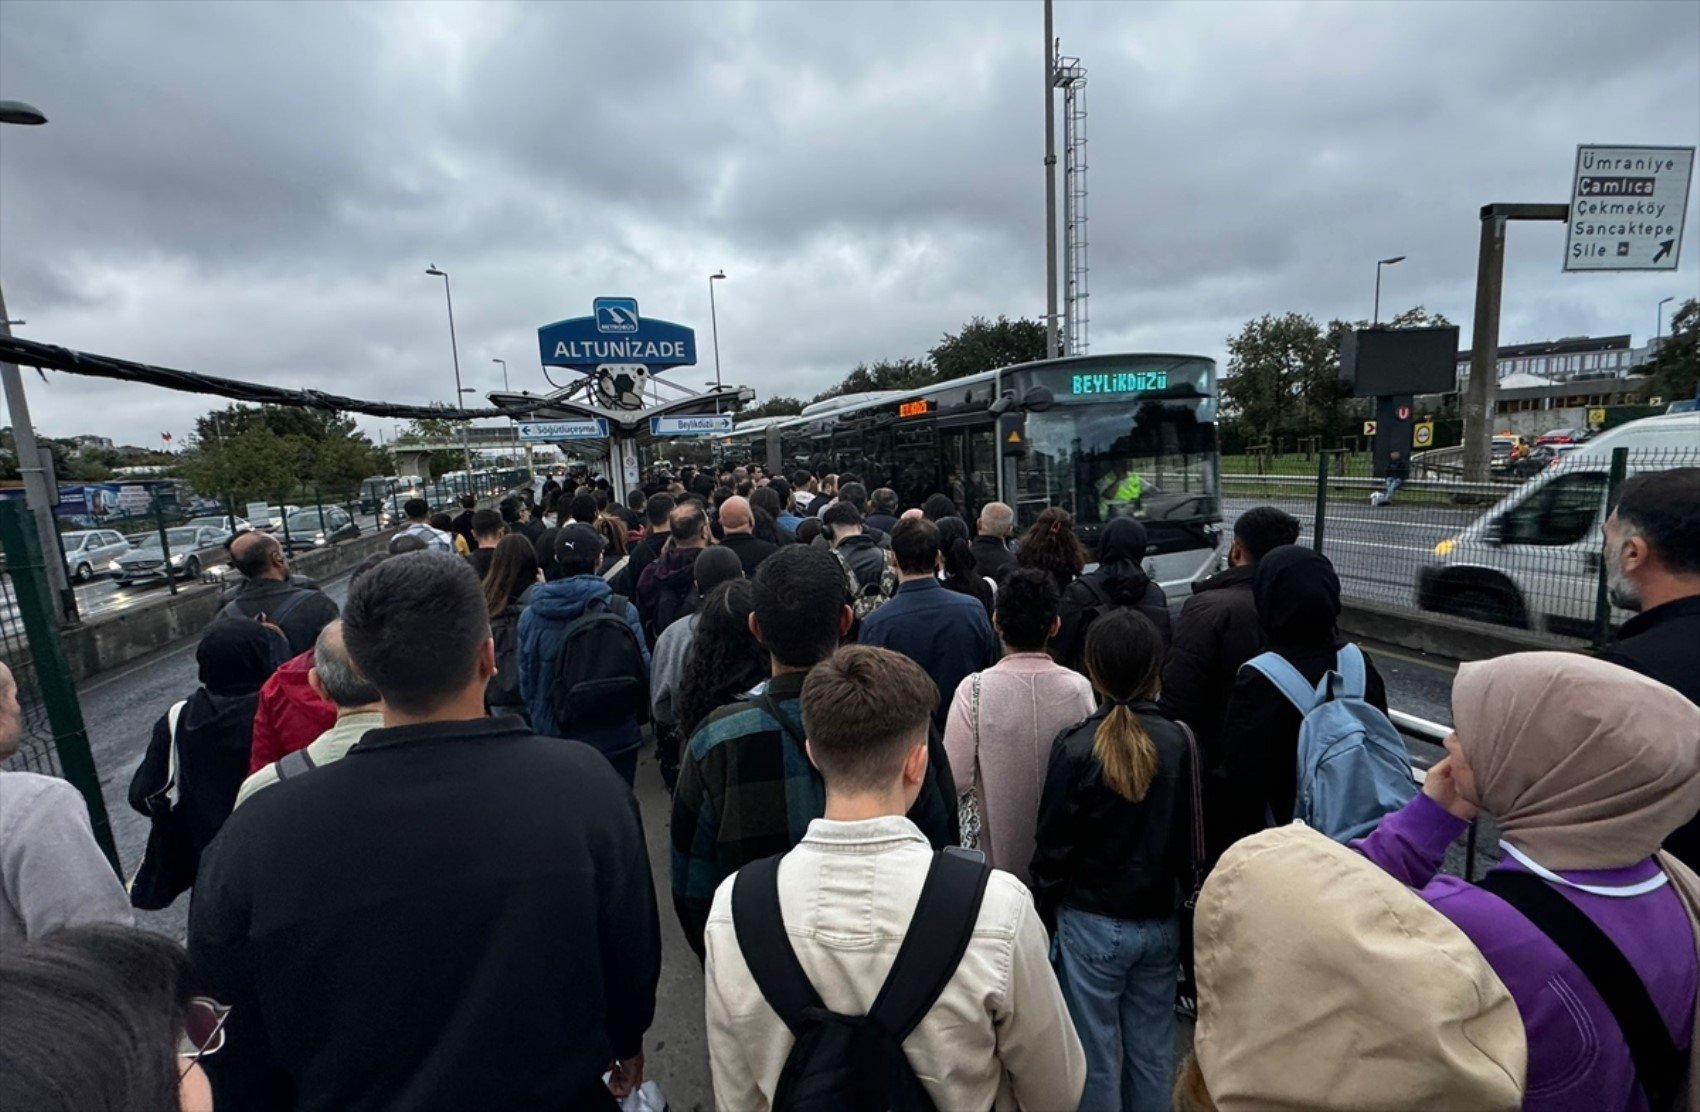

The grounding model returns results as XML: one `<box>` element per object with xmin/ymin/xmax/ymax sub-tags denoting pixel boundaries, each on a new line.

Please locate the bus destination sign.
<box><xmin>898</xmin><ymin>399</ymin><xmax>933</xmax><ymax>418</ymax></box>
<box><xmin>1068</xmin><ymin>370</ymin><xmax>1169</xmax><ymax>396</ymax></box>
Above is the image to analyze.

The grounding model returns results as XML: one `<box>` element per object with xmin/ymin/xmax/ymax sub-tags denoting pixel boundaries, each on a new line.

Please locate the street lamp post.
<box><xmin>424</xmin><ymin>266</ymin><xmax>473</xmax><ymax>495</ymax></box>
<box><xmin>491</xmin><ymin>357</ymin><xmax>509</xmax><ymax>391</ymax></box>
<box><xmin>0</xmin><ymin>99</ymin><xmax>76</xmax><ymax>622</ymax></box>
<box><xmin>708</xmin><ymin>271</ymin><xmax>726</xmax><ymax>394</ymax></box>
<box><xmin>1656</xmin><ymin>296</ymin><xmax>1675</xmax><ymax>342</ymax></box>
<box><xmin>1373</xmin><ymin>255</ymin><xmax>1406</xmax><ymax>325</ymax></box>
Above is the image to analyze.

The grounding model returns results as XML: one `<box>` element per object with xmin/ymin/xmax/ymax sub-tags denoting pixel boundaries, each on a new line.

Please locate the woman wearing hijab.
<box><xmin>1051</xmin><ymin>516</ymin><xmax>1173</xmax><ymax>670</ymax></box>
<box><xmin>128</xmin><ymin>620</ymin><xmax>288</xmax><ymax>907</ymax></box>
<box><xmin>1357</xmin><ymin>653</ymin><xmax>1700</xmax><ymax>1112</ymax></box>
<box><xmin>1179</xmin><ymin>824</ymin><xmax>1527</xmax><ymax>1112</ymax></box>
<box><xmin>1213</xmin><ymin>546</ymin><xmax>1387</xmax><ymax>858</ymax></box>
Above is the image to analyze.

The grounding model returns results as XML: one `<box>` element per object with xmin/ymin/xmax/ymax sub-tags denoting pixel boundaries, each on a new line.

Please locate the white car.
<box><xmin>1418</xmin><ymin>412</ymin><xmax>1700</xmax><ymax>636</ymax></box>
<box><xmin>63</xmin><ymin>529</ymin><xmax>132</xmax><ymax>582</ymax></box>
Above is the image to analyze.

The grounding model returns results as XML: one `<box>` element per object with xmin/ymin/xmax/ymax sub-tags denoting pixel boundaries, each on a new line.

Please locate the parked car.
<box><xmin>1534</xmin><ymin>426</ymin><xmax>1588</xmax><ymax>446</ymax></box>
<box><xmin>278</xmin><ymin>507</ymin><xmax>360</xmax><ymax>552</ymax></box>
<box><xmin>184</xmin><ymin>515</ymin><xmax>253</xmax><ymax>535</ymax></box>
<box><xmin>62</xmin><ymin>530</ymin><xmax>132</xmax><ymax>583</ymax></box>
<box><xmin>111</xmin><ymin>526</ymin><xmax>230</xmax><ymax>586</ymax></box>
<box><xmin>1418</xmin><ymin>412</ymin><xmax>1700</xmax><ymax>637</ymax></box>
<box><xmin>252</xmin><ymin>505</ymin><xmax>301</xmax><ymax>532</ymax></box>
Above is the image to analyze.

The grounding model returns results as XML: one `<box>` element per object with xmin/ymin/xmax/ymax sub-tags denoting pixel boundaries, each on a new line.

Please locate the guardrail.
<box><xmin>1392</xmin><ymin>708</ymin><xmax>1485</xmax><ymax>881</ymax></box>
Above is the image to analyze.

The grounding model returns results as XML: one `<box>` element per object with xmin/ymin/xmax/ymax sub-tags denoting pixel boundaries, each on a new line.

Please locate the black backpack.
<box><xmin>731</xmin><ymin>847</ymin><xmax>991</xmax><ymax>1112</ymax></box>
<box><xmin>485</xmin><ymin>606</ymin><xmax>524</xmax><ymax>712</ymax></box>
<box><xmin>548</xmin><ymin>595</ymin><xmax>650</xmax><ymax>732</ymax></box>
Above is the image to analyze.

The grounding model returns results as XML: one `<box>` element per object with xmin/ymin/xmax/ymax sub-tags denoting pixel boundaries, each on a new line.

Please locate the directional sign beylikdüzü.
<box><xmin>650</xmin><ymin>415</ymin><xmax>734</xmax><ymax>437</ymax></box>
<box><xmin>517</xmin><ymin>419</ymin><xmax>608</xmax><ymax>441</ymax></box>
<box><xmin>1565</xmin><ymin>145</ymin><xmax>1695</xmax><ymax>271</ymax></box>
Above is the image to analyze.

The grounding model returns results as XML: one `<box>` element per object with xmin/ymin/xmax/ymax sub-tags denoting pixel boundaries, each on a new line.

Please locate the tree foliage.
<box><xmin>739</xmin><ymin>395</ymin><xmax>805</xmax><ymax>420</ymax></box>
<box><xmin>928</xmin><ymin>315</ymin><xmax>1047</xmax><ymax>382</ymax></box>
<box><xmin>1647</xmin><ymin>297</ymin><xmax>1698</xmax><ymax>405</ymax></box>
<box><xmin>181</xmin><ymin>404</ymin><xmax>383</xmax><ymax>501</ymax></box>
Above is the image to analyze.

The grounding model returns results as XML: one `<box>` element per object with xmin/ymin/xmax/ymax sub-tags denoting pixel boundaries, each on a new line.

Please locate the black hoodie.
<box><xmin>1052</xmin><ymin>517</ymin><xmax>1172</xmax><ymax>670</ymax></box>
<box><xmin>1212</xmin><ymin>546</ymin><xmax>1387</xmax><ymax>857</ymax></box>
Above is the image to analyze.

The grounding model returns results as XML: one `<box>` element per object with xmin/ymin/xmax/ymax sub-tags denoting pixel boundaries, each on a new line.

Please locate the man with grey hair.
<box><xmin>234</xmin><ymin>621</ymin><xmax>383</xmax><ymax>807</ymax></box>
<box><xmin>969</xmin><ymin>501</ymin><xmax>1017</xmax><ymax>582</ymax></box>
<box><xmin>0</xmin><ymin>661</ymin><xmax>132</xmax><ymax>941</ymax></box>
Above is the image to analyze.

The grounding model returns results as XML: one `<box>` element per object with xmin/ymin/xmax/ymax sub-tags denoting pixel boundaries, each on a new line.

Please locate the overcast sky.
<box><xmin>1</xmin><ymin>0</ymin><xmax>1696</xmax><ymax>449</ymax></box>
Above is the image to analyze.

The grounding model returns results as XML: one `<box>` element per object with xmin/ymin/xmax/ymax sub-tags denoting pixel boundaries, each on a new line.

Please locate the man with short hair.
<box><xmin>449</xmin><ymin>492</ymin><xmax>477</xmax><ymax>550</ymax></box>
<box><xmin>191</xmin><ymin>552</ymin><xmax>660</xmax><ymax>1111</ymax></box>
<box><xmin>789</xmin><ymin>469</ymin><xmax>819</xmax><ymax>514</ymax></box>
<box><xmin>0</xmin><ymin>662</ymin><xmax>132</xmax><ymax>942</ymax></box>
<box><xmin>810</xmin><ymin>473</ymin><xmax>840</xmax><ymax>517</ymax></box>
<box><xmin>865</xmin><ymin>487</ymin><xmax>901</xmax><ymax>535</ymax></box>
<box><xmin>834</xmin><ymin>482</ymin><xmax>887</xmax><ymax>546</ymax></box>
<box><xmin>703</xmin><ymin>645</ymin><xmax>1085</xmax><ymax>1110</ymax></box>
<box><xmin>821</xmin><ymin>502</ymin><xmax>888</xmax><ymax>592</ymax></box>
<box><xmin>568</xmin><ymin>492</ymin><xmax>600</xmax><ymax>526</ymax></box>
<box><xmin>466</xmin><ymin>508</ymin><xmax>505</xmax><ymax>579</ymax></box>
<box><xmin>217</xmin><ymin>531</ymin><xmax>340</xmax><ymax>656</ymax></box>
<box><xmin>520</xmin><ymin>525</ymin><xmax>652</xmax><ymax>784</ymax></box>
<box><xmin>1598</xmin><ymin>467</ymin><xmax>1700</xmax><ymax>865</ymax></box>
<box><xmin>637</xmin><ymin>502</ymin><xmax>711</xmax><ymax>639</ymax></box>
<box><xmin>396</xmin><ymin>497</ymin><xmax>454</xmax><ymax>553</ymax></box>
<box><xmin>858</xmin><ymin>517</ymin><xmax>998</xmax><ymax>733</ymax></box>
<box><xmin>969</xmin><ymin>501</ymin><xmax>1017</xmax><ymax>581</ymax></box>
<box><xmin>716</xmin><ymin>495</ymin><xmax>778</xmax><ymax>576</ymax></box>
<box><xmin>626</xmin><ymin>492</ymin><xmax>675</xmax><ymax>590</ymax></box>
<box><xmin>234</xmin><ymin>621</ymin><xmax>383</xmax><ymax>808</ymax></box>
<box><xmin>671</xmin><ymin>546</ymin><xmax>957</xmax><ymax>958</ymax></box>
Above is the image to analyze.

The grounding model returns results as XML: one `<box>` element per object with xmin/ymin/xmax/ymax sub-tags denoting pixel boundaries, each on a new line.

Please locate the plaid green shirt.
<box><xmin>669</xmin><ymin>670</ymin><xmax>959</xmax><ymax>958</ymax></box>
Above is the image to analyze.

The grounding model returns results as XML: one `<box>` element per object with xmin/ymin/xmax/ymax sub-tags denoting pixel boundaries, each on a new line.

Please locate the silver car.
<box><xmin>63</xmin><ymin>529</ymin><xmax>132</xmax><ymax>582</ymax></box>
<box><xmin>112</xmin><ymin>526</ymin><xmax>229</xmax><ymax>585</ymax></box>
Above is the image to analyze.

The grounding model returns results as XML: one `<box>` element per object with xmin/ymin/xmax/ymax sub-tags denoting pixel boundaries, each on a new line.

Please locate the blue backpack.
<box><xmin>1243</xmin><ymin>644</ymin><xmax>1415</xmax><ymax>842</ymax></box>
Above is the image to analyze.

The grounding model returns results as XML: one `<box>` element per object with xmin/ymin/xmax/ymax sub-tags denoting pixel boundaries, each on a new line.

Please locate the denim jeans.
<box><xmin>1054</xmin><ymin>907</ymin><xmax>1180</xmax><ymax>1112</ymax></box>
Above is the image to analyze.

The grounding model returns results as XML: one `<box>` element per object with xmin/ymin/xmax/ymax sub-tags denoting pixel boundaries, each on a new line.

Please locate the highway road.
<box><xmin>74</xmin><ymin>565</ymin><xmax>1471</xmax><ymax>1111</ymax></box>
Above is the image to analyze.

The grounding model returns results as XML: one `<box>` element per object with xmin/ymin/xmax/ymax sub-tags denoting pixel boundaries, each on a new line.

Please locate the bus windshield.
<box><xmin>1016</xmin><ymin>399</ymin><xmax>1218</xmax><ymax>527</ymax></box>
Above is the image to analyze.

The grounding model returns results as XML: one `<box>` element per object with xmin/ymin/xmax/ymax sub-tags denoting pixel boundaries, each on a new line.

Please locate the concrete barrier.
<box><xmin>60</xmin><ymin>529</ymin><xmax>398</xmax><ymax>683</ymax></box>
<box><xmin>1338</xmin><ymin>597</ymin><xmax>1565</xmax><ymax>663</ymax></box>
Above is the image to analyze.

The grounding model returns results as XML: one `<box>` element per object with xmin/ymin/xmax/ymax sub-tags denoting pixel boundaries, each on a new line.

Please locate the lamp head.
<box><xmin>710</xmin><ymin>270</ymin><xmax>726</xmax><ymax>280</ymax></box>
<box><xmin>425</xmin><ymin>266</ymin><xmax>446</xmax><ymax>277</ymax></box>
<box><xmin>1378</xmin><ymin>255</ymin><xmax>1407</xmax><ymax>266</ymax></box>
<box><xmin>0</xmin><ymin>100</ymin><xmax>48</xmax><ymax>126</ymax></box>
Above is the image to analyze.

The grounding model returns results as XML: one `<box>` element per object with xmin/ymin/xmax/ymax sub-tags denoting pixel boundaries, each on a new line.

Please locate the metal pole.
<box><xmin>1591</xmin><ymin>446</ymin><xmax>1630</xmax><ymax>650</ymax></box>
<box><xmin>709</xmin><ymin>277</ymin><xmax>723</xmax><ymax>390</ymax></box>
<box><xmin>1312</xmin><ymin>448</ymin><xmax>1329</xmax><ymax>554</ymax></box>
<box><xmin>1373</xmin><ymin>263</ymin><xmax>1383</xmax><ymax>326</ymax></box>
<box><xmin>153</xmin><ymin>497</ymin><xmax>178</xmax><ymax>596</ymax></box>
<box><xmin>435</xmin><ymin>270</ymin><xmax>472</xmax><ymax>484</ymax></box>
<box><xmin>1462</xmin><ymin>211</ymin><xmax>1507</xmax><ymax>486</ymax></box>
<box><xmin>1657</xmin><ymin>296</ymin><xmax>1674</xmax><ymax>341</ymax></box>
<box><xmin>1043</xmin><ymin>0</ymin><xmax>1059</xmax><ymax>360</ymax></box>
<box><xmin>0</xmin><ymin>286</ymin><xmax>76</xmax><ymax>622</ymax></box>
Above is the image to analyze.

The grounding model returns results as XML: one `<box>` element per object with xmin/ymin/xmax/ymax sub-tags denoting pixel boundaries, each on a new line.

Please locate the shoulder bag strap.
<box><xmin>274</xmin><ymin>746</ymin><xmax>318</xmax><ymax>783</ymax></box>
<box><xmin>264</xmin><ymin>587</ymin><xmax>313</xmax><ymax>628</ymax></box>
<box><xmin>162</xmin><ymin>700</ymin><xmax>188</xmax><ymax>808</ymax></box>
<box><xmin>970</xmin><ymin>673</ymin><xmax>983</xmax><ymax>787</ymax></box>
<box><xmin>1330</xmin><ymin>643</ymin><xmax>1367</xmax><ymax>700</ymax></box>
<box><xmin>1241</xmin><ymin>652</ymin><xmax>1321</xmax><ymax>716</ymax></box>
<box><xmin>731</xmin><ymin>854</ymin><xmax>824</xmax><ymax>1036</ymax></box>
<box><xmin>1477</xmin><ymin>869</ymin><xmax>1684</xmax><ymax>1110</ymax></box>
<box><xmin>1177</xmin><ymin>720</ymin><xmax>1205</xmax><ymax>885</ymax></box>
<box><xmin>754</xmin><ymin>692</ymin><xmax>807</xmax><ymax>749</ymax></box>
<box><xmin>868</xmin><ymin>849</ymin><xmax>992</xmax><ymax>1042</ymax></box>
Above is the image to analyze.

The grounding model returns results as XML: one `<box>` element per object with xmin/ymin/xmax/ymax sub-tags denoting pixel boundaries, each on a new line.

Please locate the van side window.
<box><xmin>1498</xmin><ymin>472</ymin><xmax>1606</xmax><ymax>545</ymax></box>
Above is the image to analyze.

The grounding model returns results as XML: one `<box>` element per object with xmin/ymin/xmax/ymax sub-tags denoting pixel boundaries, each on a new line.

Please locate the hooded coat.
<box><xmin>518</xmin><ymin>575</ymin><xmax>651</xmax><ymax>760</ymax></box>
<box><xmin>1051</xmin><ymin>518</ymin><xmax>1172</xmax><ymax>670</ymax></box>
<box><xmin>1213</xmin><ymin>546</ymin><xmax>1386</xmax><ymax>855</ymax></box>
<box><xmin>636</xmin><ymin>544</ymin><xmax>705</xmax><ymax>640</ymax></box>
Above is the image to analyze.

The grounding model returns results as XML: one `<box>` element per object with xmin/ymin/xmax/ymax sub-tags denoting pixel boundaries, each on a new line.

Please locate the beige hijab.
<box><xmin>1193</xmin><ymin>825</ymin><xmax>1527</xmax><ymax>1111</ymax></box>
<box><xmin>1455</xmin><ymin>651</ymin><xmax>1700</xmax><ymax>1110</ymax></box>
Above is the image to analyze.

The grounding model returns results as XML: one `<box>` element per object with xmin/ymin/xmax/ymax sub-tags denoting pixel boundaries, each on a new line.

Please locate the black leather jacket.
<box><xmin>1029</xmin><ymin>702</ymin><xmax>1195</xmax><ymax>932</ymax></box>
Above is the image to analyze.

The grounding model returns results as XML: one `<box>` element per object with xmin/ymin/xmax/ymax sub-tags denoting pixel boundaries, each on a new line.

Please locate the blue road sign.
<box><xmin>539</xmin><ymin>300</ymin><xmax>697</xmax><ymax>372</ymax></box>
<box><xmin>517</xmin><ymin>419</ymin><xmax>609</xmax><ymax>441</ymax></box>
<box><xmin>650</xmin><ymin>414</ymin><xmax>734</xmax><ymax>437</ymax></box>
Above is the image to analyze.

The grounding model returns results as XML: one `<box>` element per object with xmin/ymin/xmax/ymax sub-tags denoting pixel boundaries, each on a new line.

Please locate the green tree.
<box><xmin>741</xmin><ymin>395</ymin><xmax>805</xmax><ymax>420</ymax></box>
<box><xmin>1221</xmin><ymin>313</ymin><xmax>1337</xmax><ymax>445</ymax></box>
<box><xmin>180</xmin><ymin>425</ymin><xmax>302</xmax><ymax>504</ymax></box>
<box><xmin>929</xmin><ymin>315</ymin><xmax>1047</xmax><ymax>381</ymax></box>
<box><xmin>1646</xmin><ymin>297</ymin><xmax>1698</xmax><ymax>405</ymax></box>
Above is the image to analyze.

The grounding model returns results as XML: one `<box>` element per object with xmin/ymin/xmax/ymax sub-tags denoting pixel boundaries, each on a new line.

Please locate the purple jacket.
<box><xmin>1357</xmin><ymin>794</ymin><xmax>1695</xmax><ymax>1112</ymax></box>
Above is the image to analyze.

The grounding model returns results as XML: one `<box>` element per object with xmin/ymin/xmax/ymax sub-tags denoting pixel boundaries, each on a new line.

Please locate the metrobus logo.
<box><xmin>595</xmin><ymin>298</ymin><xmax>640</xmax><ymax>334</ymax></box>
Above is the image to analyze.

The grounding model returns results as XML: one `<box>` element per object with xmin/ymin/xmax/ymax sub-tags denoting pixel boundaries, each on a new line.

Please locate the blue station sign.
<box><xmin>538</xmin><ymin>298</ymin><xmax>698</xmax><ymax>372</ymax></box>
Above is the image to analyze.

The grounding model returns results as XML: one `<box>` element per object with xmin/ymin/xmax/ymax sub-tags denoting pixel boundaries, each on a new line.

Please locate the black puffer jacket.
<box><xmin>1028</xmin><ymin>702</ymin><xmax>1195</xmax><ymax>933</ymax></box>
<box><xmin>1214</xmin><ymin>547</ymin><xmax>1387</xmax><ymax>858</ymax></box>
<box><xmin>1158</xmin><ymin>564</ymin><xmax>1261</xmax><ymax>759</ymax></box>
<box><xmin>1052</xmin><ymin>518</ymin><xmax>1172</xmax><ymax>670</ymax></box>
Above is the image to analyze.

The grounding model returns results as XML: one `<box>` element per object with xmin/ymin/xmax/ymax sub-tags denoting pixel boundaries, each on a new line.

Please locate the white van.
<box><xmin>1416</xmin><ymin>412</ymin><xmax>1700</xmax><ymax>637</ymax></box>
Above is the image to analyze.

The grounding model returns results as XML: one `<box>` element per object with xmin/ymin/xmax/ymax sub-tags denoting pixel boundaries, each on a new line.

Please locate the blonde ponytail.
<box><xmin>1093</xmin><ymin>701</ymin><xmax>1159</xmax><ymax>802</ymax></box>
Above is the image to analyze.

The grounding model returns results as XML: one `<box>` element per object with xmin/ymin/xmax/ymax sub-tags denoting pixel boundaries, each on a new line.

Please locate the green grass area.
<box><xmin>1221</xmin><ymin>452</ymin><xmax>1371</xmax><ymax>477</ymax></box>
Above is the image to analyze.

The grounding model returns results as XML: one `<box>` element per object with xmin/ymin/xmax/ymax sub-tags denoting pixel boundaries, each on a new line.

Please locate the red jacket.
<box><xmin>248</xmin><ymin>650</ymin><xmax>337</xmax><ymax>773</ymax></box>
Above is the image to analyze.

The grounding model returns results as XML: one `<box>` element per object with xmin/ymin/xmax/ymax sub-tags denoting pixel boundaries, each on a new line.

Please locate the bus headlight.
<box><xmin>1433</xmin><ymin>537</ymin><xmax>1457</xmax><ymax>557</ymax></box>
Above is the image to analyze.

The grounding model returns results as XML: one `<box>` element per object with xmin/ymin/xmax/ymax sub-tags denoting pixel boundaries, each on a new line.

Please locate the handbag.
<box><xmin>128</xmin><ymin>701</ymin><xmax>199</xmax><ymax>911</ymax></box>
<box><xmin>1175</xmin><ymin>719</ymin><xmax>1207</xmax><ymax>1018</ymax></box>
<box><xmin>957</xmin><ymin>674</ymin><xmax>984</xmax><ymax>851</ymax></box>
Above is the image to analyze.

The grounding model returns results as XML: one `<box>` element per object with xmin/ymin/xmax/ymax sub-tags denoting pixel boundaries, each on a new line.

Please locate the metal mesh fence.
<box><xmin>0</xmin><ymin>569</ymin><xmax>63</xmax><ymax>777</ymax></box>
<box><xmin>1223</xmin><ymin>442</ymin><xmax>1700</xmax><ymax>647</ymax></box>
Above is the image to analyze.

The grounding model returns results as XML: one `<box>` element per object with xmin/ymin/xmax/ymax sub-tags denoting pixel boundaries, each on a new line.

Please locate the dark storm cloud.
<box><xmin>0</xmin><ymin>0</ymin><xmax>1694</xmax><ymax>446</ymax></box>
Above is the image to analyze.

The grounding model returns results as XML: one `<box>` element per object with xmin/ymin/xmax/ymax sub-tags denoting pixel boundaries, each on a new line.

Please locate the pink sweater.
<box><xmin>943</xmin><ymin>652</ymin><xmax>1097</xmax><ymax>885</ymax></box>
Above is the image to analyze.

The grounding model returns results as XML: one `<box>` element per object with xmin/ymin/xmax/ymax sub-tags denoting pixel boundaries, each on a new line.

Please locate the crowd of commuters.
<box><xmin>3</xmin><ymin>463</ymin><xmax>1698</xmax><ymax>1111</ymax></box>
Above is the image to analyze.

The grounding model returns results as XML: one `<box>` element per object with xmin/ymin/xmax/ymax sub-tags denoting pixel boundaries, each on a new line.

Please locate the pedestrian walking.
<box><xmin>482</xmin><ymin>533</ymin><xmax>541</xmax><ymax>721</ymax></box>
<box><xmin>864</xmin><ymin>487</ymin><xmax>901</xmax><ymax>536</ymax></box>
<box><xmin>1179</xmin><ymin>825</ymin><xmax>1526</xmax><ymax>1111</ymax></box>
<box><xmin>703</xmin><ymin>645</ymin><xmax>1086</xmax><ymax>1111</ymax></box>
<box><xmin>1357</xmin><ymin>653</ymin><xmax>1700</xmax><ymax>1112</ymax></box>
<box><xmin>216</xmin><ymin>530</ymin><xmax>340</xmax><ymax>655</ymax></box>
<box><xmin>716</xmin><ymin>496</ymin><xmax>778</xmax><ymax>575</ymax></box>
<box><xmin>671</xmin><ymin>546</ymin><xmax>958</xmax><ymax>958</ymax></box>
<box><xmin>448</xmin><ymin>493</ymin><xmax>477</xmax><ymax>550</ymax></box>
<box><xmin>190</xmin><ymin>552</ymin><xmax>660</xmax><ymax>1112</ymax></box>
<box><xmin>637</xmin><ymin>502</ymin><xmax>712</xmax><ymax>640</ymax></box>
<box><xmin>650</xmin><ymin>546</ymin><xmax>745</xmax><ymax>789</ymax></box>
<box><xmin>128</xmin><ymin>620</ymin><xmax>288</xmax><ymax>909</ymax></box>
<box><xmin>1052</xmin><ymin>517</ymin><xmax>1171</xmax><ymax>671</ymax></box>
<box><xmin>1015</xmin><ymin>506</ymin><xmax>1087</xmax><ymax>595</ymax></box>
<box><xmin>675</xmin><ymin>579</ymin><xmax>770</xmax><ymax>741</ymax></box>
<box><xmin>395</xmin><ymin>498</ymin><xmax>454</xmax><ymax>553</ymax></box>
<box><xmin>465</xmin><ymin>508</ymin><xmax>504</xmax><ymax>579</ymax></box>
<box><xmin>943</xmin><ymin>568</ymin><xmax>1094</xmax><ymax>883</ymax></box>
<box><xmin>935</xmin><ymin>515</ymin><xmax>995</xmax><ymax>616</ymax></box>
<box><xmin>0</xmin><ymin>663</ymin><xmax>132</xmax><ymax>941</ymax></box>
<box><xmin>1031</xmin><ymin>609</ymin><xmax>1195</xmax><ymax>1111</ymax></box>
<box><xmin>968</xmin><ymin>500</ymin><xmax>1017</xmax><ymax>582</ymax></box>
<box><xmin>429</xmin><ymin>512</ymin><xmax>471</xmax><ymax>556</ymax></box>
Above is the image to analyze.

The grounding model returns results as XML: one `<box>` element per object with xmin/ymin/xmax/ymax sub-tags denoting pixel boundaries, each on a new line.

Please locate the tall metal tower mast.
<box><xmin>1054</xmin><ymin>47</ymin><xmax>1089</xmax><ymax>355</ymax></box>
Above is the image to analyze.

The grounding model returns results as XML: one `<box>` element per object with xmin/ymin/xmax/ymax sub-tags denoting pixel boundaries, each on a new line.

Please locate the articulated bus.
<box><xmin>722</xmin><ymin>353</ymin><xmax>1223</xmax><ymax>598</ymax></box>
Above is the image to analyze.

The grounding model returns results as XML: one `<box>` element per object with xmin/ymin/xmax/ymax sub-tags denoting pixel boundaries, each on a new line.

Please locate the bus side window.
<box><xmin>1498</xmin><ymin>471</ymin><xmax>1607</xmax><ymax>545</ymax></box>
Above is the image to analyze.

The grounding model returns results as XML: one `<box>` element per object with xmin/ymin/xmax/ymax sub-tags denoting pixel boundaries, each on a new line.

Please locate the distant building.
<box><xmin>1455</xmin><ymin>334</ymin><xmax>1637</xmax><ymax>386</ymax></box>
<box><xmin>71</xmin><ymin>434</ymin><xmax>115</xmax><ymax>451</ymax></box>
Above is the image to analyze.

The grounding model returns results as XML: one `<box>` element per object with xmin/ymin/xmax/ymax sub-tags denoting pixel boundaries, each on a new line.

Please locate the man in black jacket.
<box><xmin>716</xmin><ymin>495</ymin><xmax>778</xmax><ymax>575</ymax></box>
<box><xmin>216</xmin><ymin>531</ymin><xmax>340</xmax><ymax>656</ymax></box>
<box><xmin>1051</xmin><ymin>517</ymin><xmax>1171</xmax><ymax>669</ymax></box>
<box><xmin>968</xmin><ymin>501</ymin><xmax>1017</xmax><ymax>582</ymax></box>
<box><xmin>624</xmin><ymin>493</ymin><xmax>674</xmax><ymax>593</ymax></box>
<box><xmin>1597</xmin><ymin>467</ymin><xmax>1700</xmax><ymax>865</ymax></box>
<box><xmin>189</xmin><ymin>552</ymin><xmax>660</xmax><ymax>1112</ymax></box>
<box><xmin>1160</xmin><ymin>507</ymin><xmax>1300</xmax><ymax>751</ymax></box>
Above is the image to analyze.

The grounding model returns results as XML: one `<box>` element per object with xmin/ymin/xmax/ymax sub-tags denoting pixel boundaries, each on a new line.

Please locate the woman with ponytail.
<box><xmin>1030</xmin><ymin>607</ymin><xmax>1196</xmax><ymax>1112</ymax></box>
